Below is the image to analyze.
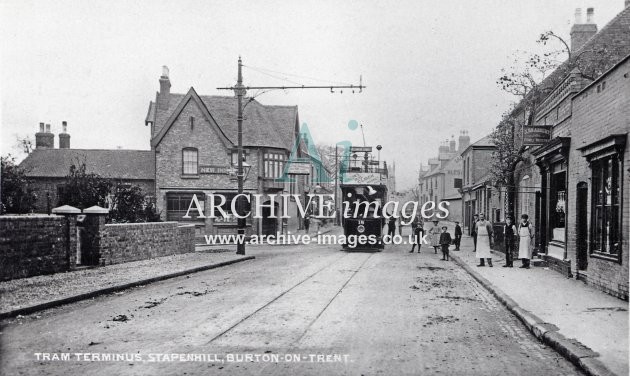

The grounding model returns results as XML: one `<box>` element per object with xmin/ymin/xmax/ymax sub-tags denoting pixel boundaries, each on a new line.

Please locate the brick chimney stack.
<box><xmin>35</xmin><ymin>122</ymin><xmax>54</xmax><ymax>148</ymax></box>
<box><xmin>458</xmin><ymin>130</ymin><xmax>470</xmax><ymax>152</ymax></box>
<box><xmin>570</xmin><ymin>8</ymin><xmax>597</xmax><ymax>52</ymax></box>
<box><xmin>157</xmin><ymin>65</ymin><xmax>171</xmax><ymax>110</ymax></box>
<box><xmin>449</xmin><ymin>135</ymin><xmax>456</xmax><ymax>153</ymax></box>
<box><xmin>59</xmin><ymin>121</ymin><xmax>70</xmax><ymax>149</ymax></box>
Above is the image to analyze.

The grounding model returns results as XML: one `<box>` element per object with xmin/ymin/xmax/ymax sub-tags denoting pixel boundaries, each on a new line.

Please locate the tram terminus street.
<box><xmin>1</xmin><ymin>1</ymin><xmax>630</xmax><ymax>375</ymax></box>
<box><xmin>0</xmin><ymin>234</ymin><xmax>585</xmax><ymax>375</ymax></box>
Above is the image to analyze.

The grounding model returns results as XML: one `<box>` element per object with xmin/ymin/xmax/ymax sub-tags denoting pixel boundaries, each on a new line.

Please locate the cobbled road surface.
<box><xmin>0</xmin><ymin>238</ymin><xmax>583</xmax><ymax>375</ymax></box>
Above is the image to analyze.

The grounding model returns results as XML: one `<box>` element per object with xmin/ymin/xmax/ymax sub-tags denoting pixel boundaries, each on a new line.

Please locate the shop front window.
<box><xmin>550</xmin><ymin>161</ymin><xmax>566</xmax><ymax>242</ymax></box>
<box><xmin>167</xmin><ymin>192</ymin><xmax>204</xmax><ymax>222</ymax></box>
<box><xmin>591</xmin><ymin>156</ymin><xmax>621</xmax><ymax>255</ymax></box>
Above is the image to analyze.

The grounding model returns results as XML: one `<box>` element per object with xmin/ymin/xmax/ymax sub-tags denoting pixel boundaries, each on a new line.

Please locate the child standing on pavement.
<box><xmin>429</xmin><ymin>220</ymin><xmax>441</xmax><ymax>254</ymax></box>
<box><xmin>410</xmin><ymin>220</ymin><xmax>425</xmax><ymax>253</ymax></box>
<box><xmin>439</xmin><ymin>226</ymin><xmax>452</xmax><ymax>261</ymax></box>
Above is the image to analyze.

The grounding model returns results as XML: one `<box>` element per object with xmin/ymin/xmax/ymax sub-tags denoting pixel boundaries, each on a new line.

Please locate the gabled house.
<box><xmin>144</xmin><ymin>67</ymin><xmax>316</xmax><ymax>236</ymax></box>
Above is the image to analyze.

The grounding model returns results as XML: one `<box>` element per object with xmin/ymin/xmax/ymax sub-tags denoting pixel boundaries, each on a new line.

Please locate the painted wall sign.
<box><xmin>199</xmin><ymin>165</ymin><xmax>229</xmax><ymax>175</ymax></box>
<box><xmin>287</xmin><ymin>162</ymin><xmax>311</xmax><ymax>175</ymax></box>
<box><xmin>523</xmin><ymin>125</ymin><xmax>552</xmax><ymax>146</ymax></box>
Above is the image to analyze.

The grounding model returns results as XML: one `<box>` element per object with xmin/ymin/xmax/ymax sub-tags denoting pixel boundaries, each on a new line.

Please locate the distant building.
<box><xmin>418</xmin><ymin>131</ymin><xmax>468</xmax><ymax>221</ymax></box>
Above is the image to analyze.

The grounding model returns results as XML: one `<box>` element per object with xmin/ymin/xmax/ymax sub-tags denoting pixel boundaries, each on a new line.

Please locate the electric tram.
<box><xmin>340</xmin><ymin>146</ymin><xmax>389</xmax><ymax>250</ymax></box>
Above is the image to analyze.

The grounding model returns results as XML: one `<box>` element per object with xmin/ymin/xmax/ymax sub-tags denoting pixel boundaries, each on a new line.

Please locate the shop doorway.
<box><xmin>576</xmin><ymin>182</ymin><xmax>588</xmax><ymax>271</ymax></box>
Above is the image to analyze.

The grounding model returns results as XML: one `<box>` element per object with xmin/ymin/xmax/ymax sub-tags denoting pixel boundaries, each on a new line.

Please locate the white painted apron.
<box><xmin>476</xmin><ymin>221</ymin><xmax>492</xmax><ymax>259</ymax></box>
<box><xmin>518</xmin><ymin>224</ymin><xmax>533</xmax><ymax>259</ymax></box>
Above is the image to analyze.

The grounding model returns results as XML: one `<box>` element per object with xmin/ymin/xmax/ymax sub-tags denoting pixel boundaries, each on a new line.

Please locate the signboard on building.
<box><xmin>523</xmin><ymin>125</ymin><xmax>552</xmax><ymax>146</ymax></box>
<box><xmin>350</xmin><ymin>146</ymin><xmax>373</xmax><ymax>153</ymax></box>
<box><xmin>287</xmin><ymin>161</ymin><xmax>311</xmax><ymax>175</ymax></box>
<box><xmin>199</xmin><ymin>165</ymin><xmax>229</xmax><ymax>174</ymax></box>
<box><xmin>342</xmin><ymin>172</ymin><xmax>382</xmax><ymax>185</ymax></box>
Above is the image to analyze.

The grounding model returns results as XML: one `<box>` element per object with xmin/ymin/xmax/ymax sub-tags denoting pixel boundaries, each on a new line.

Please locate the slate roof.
<box><xmin>512</xmin><ymin>6</ymin><xmax>630</xmax><ymax>116</ymax></box>
<box><xmin>470</xmin><ymin>135</ymin><xmax>494</xmax><ymax>148</ymax></box>
<box><xmin>149</xmin><ymin>90</ymin><xmax>298</xmax><ymax>151</ymax></box>
<box><xmin>20</xmin><ymin>149</ymin><xmax>155</xmax><ymax>180</ymax></box>
<box><xmin>424</xmin><ymin>155</ymin><xmax>461</xmax><ymax>178</ymax></box>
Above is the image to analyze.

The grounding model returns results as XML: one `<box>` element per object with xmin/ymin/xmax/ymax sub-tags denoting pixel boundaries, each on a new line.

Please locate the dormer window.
<box><xmin>182</xmin><ymin>148</ymin><xmax>198</xmax><ymax>175</ymax></box>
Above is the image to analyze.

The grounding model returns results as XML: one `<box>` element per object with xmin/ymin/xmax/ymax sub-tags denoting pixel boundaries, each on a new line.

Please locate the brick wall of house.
<box><xmin>154</xmin><ymin>94</ymin><xmax>300</xmax><ymax>236</ymax></box>
<box><xmin>98</xmin><ymin>222</ymin><xmax>195</xmax><ymax>266</ymax></box>
<box><xmin>155</xmin><ymin>98</ymin><xmax>258</xmax><ymax>231</ymax></box>
<box><xmin>0</xmin><ymin>215</ymin><xmax>77</xmax><ymax>280</ymax></box>
<box><xmin>568</xmin><ymin>58</ymin><xmax>630</xmax><ymax>300</ymax></box>
<box><xmin>472</xmin><ymin>149</ymin><xmax>494</xmax><ymax>183</ymax></box>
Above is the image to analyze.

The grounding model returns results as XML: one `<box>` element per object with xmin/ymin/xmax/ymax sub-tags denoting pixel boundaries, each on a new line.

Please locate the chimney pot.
<box><xmin>586</xmin><ymin>8</ymin><xmax>594</xmax><ymax>23</ymax></box>
<box><xmin>35</xmin><ymin>123</ymin><xmax>54</xmax><ymax>148</ymax></box>
<box><xmin>574</xmin><ymin>8</ymin><xmax>583</xmax><ymax>24</ymax></box>
<box><xmin>158</xmin><ymin>66</ymin><xmax>171</xmax><ymax>110</ymax></box>
<box><xmin>59</xmin><ymin>121</ymin><xmax>70</xmax><ymax>149</ymax></box>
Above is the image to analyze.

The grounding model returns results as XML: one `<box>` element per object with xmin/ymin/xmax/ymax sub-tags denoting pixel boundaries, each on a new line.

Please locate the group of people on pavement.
<box><xmin>471</xmin><ymin>213</ymin><xmax>534</xmax><ymax>268</ymax></box>
<box><xmin>401</xmin><ymin>212</ymin><xmax>535</xmax><ymax>268</ymax></box>
<box><xmin>407</xmin><ymin>218</ymin><xmax>462</xmax><ymax>262</ymax></box>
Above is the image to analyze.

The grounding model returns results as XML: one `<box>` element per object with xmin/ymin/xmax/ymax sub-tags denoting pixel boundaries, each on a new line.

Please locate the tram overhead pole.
<box><xmin>217</xmin><ymin>57</ymin><xmax>366</xmax><ymax>255</ymax></box>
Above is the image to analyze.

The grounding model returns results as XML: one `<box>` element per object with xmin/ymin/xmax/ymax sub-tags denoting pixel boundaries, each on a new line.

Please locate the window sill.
<box><xmin>181</xmin><ymin>174</ymin><xmax>200</xmax><ymax>179</ymax></box>
<box><xmin>590</xmin><ymin>251</ymin><xmax>621</xmax><ymax>263</ymax></box>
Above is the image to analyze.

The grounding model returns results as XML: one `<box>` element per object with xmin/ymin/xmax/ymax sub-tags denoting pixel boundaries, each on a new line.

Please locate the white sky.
<box><xmin>1</xmin><ymin>0</ymin><xmax>626</xmax><ymax>189</ymax></box>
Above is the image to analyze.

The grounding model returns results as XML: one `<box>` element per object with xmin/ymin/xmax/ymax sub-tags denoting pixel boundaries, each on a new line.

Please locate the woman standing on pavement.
<box><xmin>429</xmin><ymin>220</ymin><xmax>441</xmax><ymax>254</ymax></box>
<box><xmin>475</xmin><ymin>213</ymin><xmax>494</xmax><ymax>267</ymax></box>
<box><xmin>518</xmin><ymin>214</ymin><xmax>534</xmax><ymax>268</ymax></box>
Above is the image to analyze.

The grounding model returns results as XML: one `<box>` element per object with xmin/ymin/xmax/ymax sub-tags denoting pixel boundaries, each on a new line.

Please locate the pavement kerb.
<box><xmin>450</xmin><ymin>252</ymin><xmax>616</xmax><ymax>376</ymax></box>
<box><xmin>0</xmin><ymin>256</ymin><xmax>255</xmax><ymax>321</ymax></box>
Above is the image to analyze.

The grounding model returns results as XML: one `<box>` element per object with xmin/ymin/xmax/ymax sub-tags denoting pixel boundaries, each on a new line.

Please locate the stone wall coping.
<box><xmin>83</xmin><ymin>205</ymin><xmax>109</xmax><ymax>214</ymax></box>
<box><xmin>104</xmin><ymin>221</ymin><xmax>178</xmax><ymax>228</ymax></box>
<box><xmin>52</xmin><ymin>205</ymin><xmax>81</xmax><ymax>214</ymax></box>
<box><xmin>177</xmin><ymin>224</ymin><xmax>196</xmax><ymax>228</ymax></box>
<box><xmin>0</xmin><ymin>214</ymin><xmax>63</xmax><ymax>220</ymax></box>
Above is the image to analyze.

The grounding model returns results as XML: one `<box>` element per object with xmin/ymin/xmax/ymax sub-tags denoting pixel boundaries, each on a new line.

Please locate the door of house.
<box><xmin>534</xmin><ymin>191</ymin><xmax>541</xmax><ymax>253</ymax></box>
<box><xmin>576</xmin><ymin>182</ymin><xmax>588</xmax><ymax>271</ymax></box>
<box><xmin>261</xmin><ymin>201</ymin><xmax>278</xmax><ymax>236</ymax></box>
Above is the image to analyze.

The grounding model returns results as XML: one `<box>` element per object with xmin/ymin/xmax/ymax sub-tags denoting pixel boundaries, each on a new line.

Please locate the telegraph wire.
<box><xmin>243</xmin><ymin>64</ymin><xmax>353</xmax><ymax>86</ymax></box>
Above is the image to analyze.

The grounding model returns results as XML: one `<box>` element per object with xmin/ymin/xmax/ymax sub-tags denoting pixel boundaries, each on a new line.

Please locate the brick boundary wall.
<box><xmin>0</xmin><ymin>215</ymin><xmax>77</xmax><ymax>280</ymax></box>
<box><xmin>98</xmin><ymin>222</ymin><xmax>195</xmax><ymax>266</ymax></box>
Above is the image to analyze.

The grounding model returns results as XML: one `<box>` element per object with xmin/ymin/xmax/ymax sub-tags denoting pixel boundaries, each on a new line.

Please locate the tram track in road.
<box><xmin>291</xmin><ymin>252</ymin><xmax>374</xmax><ymax>346</ymax></box>
<box><xmin>206</xmin><ymin>251</ymin><xmax>359</xmax><ymax>345</ymax></box>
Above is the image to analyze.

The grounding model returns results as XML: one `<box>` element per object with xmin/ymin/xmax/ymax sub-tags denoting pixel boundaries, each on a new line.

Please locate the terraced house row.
<box><xmin>420</xmin><ymin>3</ymin><xmax>630</xmax><ymax>299</ymax></box>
